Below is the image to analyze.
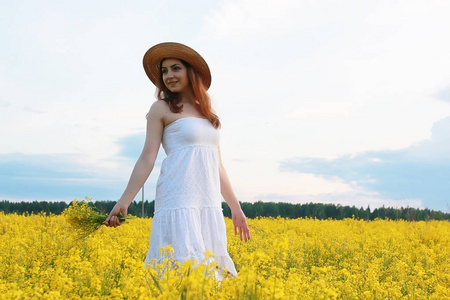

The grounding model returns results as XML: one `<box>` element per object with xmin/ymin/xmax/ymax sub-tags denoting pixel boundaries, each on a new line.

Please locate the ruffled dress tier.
<box><xmin>145</xmin><ymin>117</ymin><xmax>237</xmax><ymax>276</ymax></box>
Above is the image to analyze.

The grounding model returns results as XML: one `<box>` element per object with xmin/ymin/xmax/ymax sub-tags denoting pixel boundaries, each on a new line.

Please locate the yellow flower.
<box><xmin>1</xmin><ymin>213</ymin><xmax>449</xmax><ymax>298</ymax></box>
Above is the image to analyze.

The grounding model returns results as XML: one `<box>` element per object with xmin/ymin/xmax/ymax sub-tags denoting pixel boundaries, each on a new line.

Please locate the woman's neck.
<box><xmin>177</xmin><ymin>89</ymin><xmax>195</xmax><ymax>104</ymax></box>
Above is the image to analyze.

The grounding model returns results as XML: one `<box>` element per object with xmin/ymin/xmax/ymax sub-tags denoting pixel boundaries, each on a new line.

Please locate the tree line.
<box><xmin>0</xmin><ymin>200</ymin><xmax>449</xmax><ymax>221</ymax></box>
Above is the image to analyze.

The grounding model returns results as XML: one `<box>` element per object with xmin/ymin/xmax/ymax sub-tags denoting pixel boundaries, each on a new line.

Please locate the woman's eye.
<box><xmin>162</xmin><ymin>69</ymin><xmax>167</xmax><ymax>74</ymax></box>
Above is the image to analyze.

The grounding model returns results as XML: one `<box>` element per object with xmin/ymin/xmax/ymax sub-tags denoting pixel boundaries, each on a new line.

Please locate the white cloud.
<box><xmin>224</xmin><ymin>159</ymin><xmax>354</xmax><ymax>202</ymax></box>
<box><xmin>2</xmin><ymin>0</ymin><xmax>450</xmax><ymax>210</ymax></box>
<box><xmin>200</xmin><ymin>0</ymin><xmax>450</xmax><ymax>162</ymax></box>
<box><xmin>195</xmin><ymin>0</ymin><xmax>450</xmax><ymax>211</ymax></box>
<box><xmin>279</xmin><ymin>116</ymin><xmax>450</xmax><ymax>211</ymax></box>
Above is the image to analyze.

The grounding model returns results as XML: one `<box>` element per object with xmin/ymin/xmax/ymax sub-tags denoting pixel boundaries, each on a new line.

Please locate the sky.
<box><xmin>1</xmin><ymin>0</ymin><xmax>450</xmax><ymax>212</ymax></box>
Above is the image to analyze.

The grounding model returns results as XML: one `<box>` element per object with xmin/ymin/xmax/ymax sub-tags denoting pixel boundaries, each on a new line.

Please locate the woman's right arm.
<box><xmin>103</xmin><ymin>101</ymin><xmax>165</xmax><ymax>227</ymax></box>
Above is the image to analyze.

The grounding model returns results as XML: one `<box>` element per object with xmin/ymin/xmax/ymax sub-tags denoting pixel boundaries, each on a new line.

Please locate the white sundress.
<box><xmin>144</xmin><ymin>117</ymin><xmax>237</xmax><ymax>276</ymax></box>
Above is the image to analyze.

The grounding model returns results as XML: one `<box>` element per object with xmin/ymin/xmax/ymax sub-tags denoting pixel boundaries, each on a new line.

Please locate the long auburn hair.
<box><xmin>156</xmin><ymin>59</ymin><xmax>220</xmax><ymax>129</ymax></box>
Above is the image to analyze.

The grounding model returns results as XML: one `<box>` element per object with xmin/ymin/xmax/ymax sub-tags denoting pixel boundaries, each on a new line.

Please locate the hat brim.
<box><xmin>143</xmin><ymin>42</ymin><xmax>211</xmax><ymax>90</ymax></box>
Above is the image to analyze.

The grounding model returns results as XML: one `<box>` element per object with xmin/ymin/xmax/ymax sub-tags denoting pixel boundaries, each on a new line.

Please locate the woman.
<box><xmin>103</xmin><ymin>42</ymin><xmax>250</xmax><ymax>277</ymax></box>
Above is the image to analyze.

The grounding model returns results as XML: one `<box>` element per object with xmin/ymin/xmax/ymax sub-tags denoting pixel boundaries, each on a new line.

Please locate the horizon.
<box><xmin>1</xmin><ymin>197</ymin><xmax>448</xmax><ymax>214</ymax></box>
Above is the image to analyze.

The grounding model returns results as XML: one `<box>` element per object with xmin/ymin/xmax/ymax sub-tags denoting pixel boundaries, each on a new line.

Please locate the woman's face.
<box><xmin>161</xmin><ymin>58</ymin><xmax>190</xmax><ymax>93</ymax></box>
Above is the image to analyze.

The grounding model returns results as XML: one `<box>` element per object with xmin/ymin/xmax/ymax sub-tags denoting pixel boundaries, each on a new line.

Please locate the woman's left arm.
<box><xmin>218</xmin><ymin>146</ymin><xmax>251</xmax><ymax>242</ymax></box>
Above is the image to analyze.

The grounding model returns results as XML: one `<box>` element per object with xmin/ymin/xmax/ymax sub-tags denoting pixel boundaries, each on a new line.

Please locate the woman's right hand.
<box><xmin>232</xmin><ymin>208</ymin><xmax>251</xmax><ymax>242</ymax></box>
<box><xmin>103</xmin><ymin>203</ymin><xmax>128</xmax><ymax>228</ymax></box>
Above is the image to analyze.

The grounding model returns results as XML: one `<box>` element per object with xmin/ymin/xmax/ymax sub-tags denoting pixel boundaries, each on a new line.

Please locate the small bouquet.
<box><xmin>63</xmin><ymin>197</ymin><xmax>126</xmax><ymax>234</ymax></box>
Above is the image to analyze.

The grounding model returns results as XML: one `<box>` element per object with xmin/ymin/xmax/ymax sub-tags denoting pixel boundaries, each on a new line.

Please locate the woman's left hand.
<box><xmin>103</xmin><ymin>203</ymin><xmax>128</xmax><ymax>228</ymax></box>
<box><xmin>231</xmin><ymin>208</ymin><xmax>251</xmax><ymax>242</ymax></box>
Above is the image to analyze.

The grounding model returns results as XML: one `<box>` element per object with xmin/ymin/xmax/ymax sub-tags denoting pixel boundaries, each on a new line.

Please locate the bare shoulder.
<box><xmin>152</xmin><ymin>99</ymin><xmax>169</xmax><ymax>110</ymax></box>
<box><xmin>150</xmin><ymin>99</ymin><xmax>169</xmax><ymax>112</ymax></box>
<box><xmin>147</xmin><ymin>100</ymin><xmax>169</xmax><ymax>121</ymax></box>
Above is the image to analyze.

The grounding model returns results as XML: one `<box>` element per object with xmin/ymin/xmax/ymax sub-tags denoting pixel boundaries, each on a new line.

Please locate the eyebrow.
<box><xmin>162</xmin><ymin>63</ymin><xmax>181</xmax><ymax>69</ymax></box>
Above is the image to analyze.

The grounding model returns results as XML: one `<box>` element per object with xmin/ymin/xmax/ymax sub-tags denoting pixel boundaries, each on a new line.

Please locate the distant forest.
<box><xmin>0</xmin><ymin>200</ymin><xmax>449</xmax><ymax>221</ymax></box>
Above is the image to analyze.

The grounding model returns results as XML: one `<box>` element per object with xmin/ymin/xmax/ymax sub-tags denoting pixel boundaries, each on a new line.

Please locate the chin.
<box><xmin>171</xmin><ymin>87</ymin><xmax>188</xmax><ymax>94</ymax></box>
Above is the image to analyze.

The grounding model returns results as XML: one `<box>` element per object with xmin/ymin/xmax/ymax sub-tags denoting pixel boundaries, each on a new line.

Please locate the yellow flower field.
<box><xmin>0</xmin><ymin>211</ymin><xmax>449</xmax><ymax>299</ymax></box>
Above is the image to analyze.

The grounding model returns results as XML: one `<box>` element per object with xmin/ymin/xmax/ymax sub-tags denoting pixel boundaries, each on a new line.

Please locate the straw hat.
<box><xmin>143</xmin><ymin>42</ymin><xmax>211</xmax><ymax>90</ymax></box>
